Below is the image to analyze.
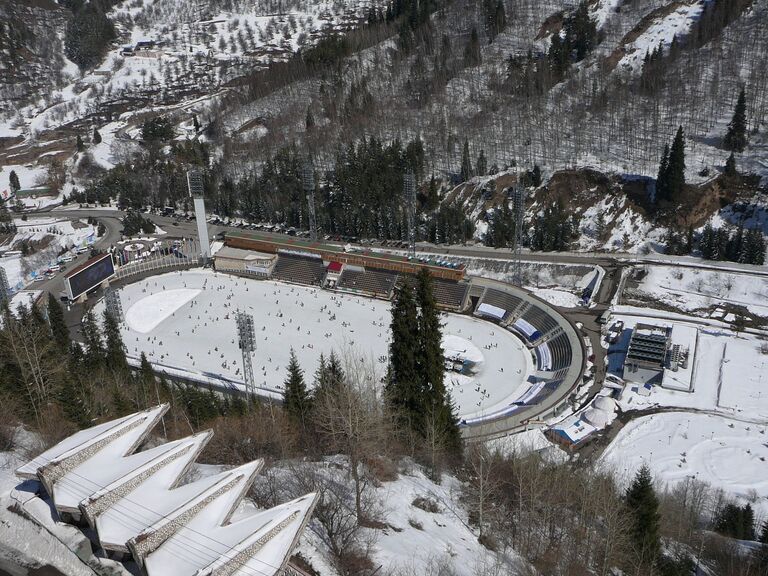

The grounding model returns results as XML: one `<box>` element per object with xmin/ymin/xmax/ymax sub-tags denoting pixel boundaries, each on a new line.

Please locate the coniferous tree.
<box><xmin>81</xmin><ymin>309</ymin><xmax>104</xmax><ymax>368</ymax></box>
<box><xmin>9</xmin><ymin>170</ymin><xmax>20</xmax><ymax>195</ymax></box>
<box><xmin>305</xmin><ymin>106</ymin><xmax>315</xmax><ymax>130</ymax></box>
<box><xmin>416</xmin><ymin>269</ymin><xmax>444</xmax><ymax>405</ymax></box>
<box><xmin>666</xmin><ymin>126</ymin><xmax>686</xmax><ymax>201</ymax></box>
<box><xmin>724</xmin><ymin>152</ymin><xmax>738</xmax><ymax>178</ymax></box>
<box><xmin>92</xmin><ymin>128</ymin><xmax>102</xmax><ymax>144</ymax></box>
<box><xmin>723</xmin><ymin>87</ymin><xmax>748</xmax><ymax>152</ymax></box>
<box><xmin>464</xmin><ymin>27</ymin><xmax>481</xmax><ymax>66</ymax></box>
<box><xmin>76</xmin><ymin>135</ymin><xmax>85</xmax><ymax>152</ymax></box>
<box><xmin>312</xmin><ymin>352</ymin><xmax>344</xmax><ymax>402</ymax></box>
<box><xmin>64</xmin><ymin>0</ymin><xmax>116</xmax><ymax>71</ymax></box>
<box><xmin>460</xmin><ymin>140</ymin><xmax>473</xmax><ymax>182</ymax></box>
<box><xmin>136</xmin><ymin>352</ymin><xmax>154</xmax><ymax>408</ymax></box>
<box><xmin>103</xmin><ymin>309</ymin><xmax>128</xmax><ymax>374</ymax></box>
<box><xmin>326</xmin><ymin>351</ymin><xmax>344</xmax><ymax>388</ymax></box>
<box><xmin>547</xmin><ymin>33</ymin><xmax>568</xmax><ymax>79</ymax></box>
<box><xmin>565</xmin><ymin>1</ymin><xmax>598</xmax><ymax>61</ymax></box>
<box><xmin>484</xmin><ymin>0</ymin><xmax>507</xmax><ymax>43</ymax></box>
<box><xmin>476</xmin><ymin>150</ymin><xmax>487</xmax><ymax>177</ymax></box>
<box><xmin>58</xmin><ymin>376</ymin><xmax>91</xmax><ymax>429</ymax></box>
<box><xmin>626</xmin><ymin>464</ymin><xmax>661</xmax><ymax>567</ymax></box>
<box><xmin>386</xmin><ymin>281</ymin><xmax>421</xmax><ymax>429</ymax></box>
<box><xmin>656</xmin><ymin>144</ymin><xmax>669</xmax><ymax>202</ymax></box>
<box><xmin>283</xmin><ymin>349</ymin><xmax>312</xmax><ymax>427</ymax></box>
<box><xmin>745</xmin><ymin>228</ymin><xmax>766</xmax><ymax>265</ymax></box>
<box><xmin>699</xmin><ymin>223</ymin><xmax>715</xmax><ymax>259</ymax></box>
<box><xmin>47</xmin><ymin>293</ymin><xmax>70</xmax><ymax>350</ymax></box>
<box><xmin>755</xmin><ymin>520</ymin><xmax>768</xmax><ymax>572</ymax></box>
<box><xmin>112</xmin><ymin>387</ymin><xmax>131</xmax><ymax>416</ymax></box>
<box><xmin>425</xmin><ymin>174</ymin><xmax>439</xmax><ymax>210</ymax></box>
<box><xmin>715</xmin><ymin>503</ymin><xmax>755</xmax><ymax>540</ymax></box>
<box><xmin>485</xmin><ymin>200</ymin><xmax>515</xmax><ymax>248</ymax></box>
<box><xmin>529</xmin><ymin>164</ymin><xmax>542</xmax><ymax>187</ymax></box>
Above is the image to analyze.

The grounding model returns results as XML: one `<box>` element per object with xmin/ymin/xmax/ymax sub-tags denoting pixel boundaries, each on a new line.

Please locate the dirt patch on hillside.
<box><xmin>535</xmin><ymin>168</ymin><xmax>615</xmax><ymax>209</ymax></box>
<box><xmin>535</xmin><ymin>11</ymin><xmax>565</xmax><ymax>40</ymax></box>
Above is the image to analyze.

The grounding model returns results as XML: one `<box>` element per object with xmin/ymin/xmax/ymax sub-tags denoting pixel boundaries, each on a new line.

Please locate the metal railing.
<box><xmin>114</xmin><ymin>239</ymin><xmax>201</xmax><ymax>280</ymax></box>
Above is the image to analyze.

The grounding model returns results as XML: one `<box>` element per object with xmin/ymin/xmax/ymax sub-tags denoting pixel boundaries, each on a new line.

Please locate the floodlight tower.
<box><xmin>104</xmin><ymin>288</ymin><xmax>124</xmax><ymax>323</ymax></box>
<box><xmin>301</xmin><ymin>159</ymin><xmax>318</xmax><ymax>242</ymax></box>
<box><xmin>403</xmin><ymin>171</ymin><xmax>416</xmax><ymax>259</ymax></box>
<box><xmin>186</xmin><ymin>169</ymin><xmax>211</xmax><ymax>262</ymax></box>
<box><xmin>0</xmin><ymin>266</ymin><xmax>10</xmax><ymax>307</ymax></box>
<box><xmin>511</xmin><ymin>185</ymin><xmax>527</xmax><ymax>286</ymax></box>
<box><xmin>236</xmin><ymin>310</ymin><xmax>256</xmax><ymax>399</ymax></box>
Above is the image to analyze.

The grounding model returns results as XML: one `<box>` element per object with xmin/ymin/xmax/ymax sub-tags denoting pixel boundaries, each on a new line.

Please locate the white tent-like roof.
<box><xmin>593</xmin><ymin>396</ymin><xmax>616</xmax><ymax>413</ymax></box>
<box><xmin>17</xmin><ymin>405</ymin><xmax>317</xmax><ymax>576</ymax></box>
<box><xmin>583</xmin><ymin>408</ymin><xmax>610</xmax><ymax>428</ymax></box>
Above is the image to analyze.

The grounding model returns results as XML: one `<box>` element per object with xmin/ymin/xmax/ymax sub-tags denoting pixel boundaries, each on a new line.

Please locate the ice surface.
<box><xmin>125</xmin><ymin>288</ymin><xmax>201</xmax><ymax>333</ymax></box>
<box><xmin>101</xmin><ymin>271</ymin><xmax>535</xmax><ymax>420</ymax></box>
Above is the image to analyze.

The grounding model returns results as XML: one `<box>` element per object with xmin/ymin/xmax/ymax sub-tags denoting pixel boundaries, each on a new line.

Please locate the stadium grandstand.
<box><xmin>224</xmin><ymin>230</ymin><xmax>465</xmax><ymax>281</ymax></box>
<box><xmin>463</xmin><ymin>278</ymin><xmax>585</xmax><ymax>438</ymax></box>
<box><xmin>211</xmin><ymin>235</ymin><xmax>583</xmax><ymax>439</ymax></box>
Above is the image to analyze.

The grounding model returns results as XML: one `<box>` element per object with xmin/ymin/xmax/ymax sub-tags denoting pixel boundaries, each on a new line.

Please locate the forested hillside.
<box><xmin>1</xmin><ymin>0</ymin><xmax>766</xmax><ymax>255</ymax></box>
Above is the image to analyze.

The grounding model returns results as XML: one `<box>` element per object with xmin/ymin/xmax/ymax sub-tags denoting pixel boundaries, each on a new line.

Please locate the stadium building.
<box><xmin>16</xmin><ymin>405</ymin><xmax>316</xmax><ymax>576</ymax></box>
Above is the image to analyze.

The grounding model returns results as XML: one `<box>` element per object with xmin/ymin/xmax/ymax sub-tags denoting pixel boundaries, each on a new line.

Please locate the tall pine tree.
<box><xmin>666</xmin><ymin>126</ymin><xmax>686</xmax><ymax>201</ymax></box>
<box><xmin>47</xmin><ymin>293</ymin><xmax>70</xmax><ymax>350</ymax></box>
<box><xmin>723</xmin><ymin>87</ymin><xmax>748</xmax><ymax>152</ymax></box>
<box><xmin>283</xmin><ymin>349</ymin><xmax>312</xmax><ymax>427</ymax></box>
<box><xmin>460</xmin><ymin>140</ymin><xmax>473</xmax><ymax>182</ymax></box>
<box><xmin>386</xmin><ymin>280</ymin><xmax>421</xmax><ymax>430</ymax></box>
<box><xmin>103</xmin><ymin>309</ymin><xmax>128</xmax><ymax>374</ymax></box>
<box><xmin>626</xmin><ymin>464</ymin><xmax>661</xmax><ymax>567</ymax></box>
<box><xmin>655</xmin><ymin>144</ymin><xmax>669</xmax><ymax>202</ymax></box>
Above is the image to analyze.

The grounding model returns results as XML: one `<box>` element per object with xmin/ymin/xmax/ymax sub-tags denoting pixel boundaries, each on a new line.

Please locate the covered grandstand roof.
<box><xmin>17</xmin><ymin>405</ymin><xmax>316</xmax><ymax>576</ymax></box>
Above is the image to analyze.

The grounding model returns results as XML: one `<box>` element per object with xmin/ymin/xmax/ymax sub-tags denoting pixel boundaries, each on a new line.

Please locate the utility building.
<box><xmin>623</xmin><ymin>323</ymin><xmax>670</xmax><ymax>385</ymax></box>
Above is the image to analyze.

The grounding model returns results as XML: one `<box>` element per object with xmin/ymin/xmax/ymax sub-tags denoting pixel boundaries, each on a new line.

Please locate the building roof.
<box><xmin>626</xmin><ymin>327</ymin><xmax>669</xmax><ymax>366</ymax></box>
<box><xmin>63</xmin><ymin>252</ymin><xmax>110</xmax><ymax>279</ymax></box>
<box><xmin>327</xmin><ymin>261</ymin><xmax>343</xmax><ymax>273</ymax></box>
<box><xmin>214</xmin><ymin>246</ymin><xmax>276</xmax><ymax>262</ymax></box>
<box><xmin>17</xmin><ymin>405</ymin><xmax>316</xmax><ymax>576</ymax></box>
<box><xmin>226</xmin><ymin>230</ymin><xmax>465</xmax><ymax>272</ymax></box>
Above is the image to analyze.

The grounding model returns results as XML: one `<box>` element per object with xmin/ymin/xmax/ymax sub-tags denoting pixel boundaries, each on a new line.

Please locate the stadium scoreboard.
<box><xmin>64</xmin><ymin>253</ymin><xmax>116</xmax><ymax>300</ymax></box>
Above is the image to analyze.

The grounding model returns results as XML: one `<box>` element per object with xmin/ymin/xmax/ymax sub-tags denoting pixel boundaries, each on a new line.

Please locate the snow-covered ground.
<box><xmin>617</xmin><ymin>1</ymin><xmax>706</xmax><ymax>73</ymax></box>
<box><xmin>531</xmin><ymin>287</ymin><xmax>581</xmax><ymax>308</ymax></box>
<box><xmin>0</xmin><ymin>164</ymin><xmax>47</xmax><ymax>198</ymax></box>
<box><xmin>605</xmin><ymin>314</ymin><xmax>768</xmax><ymax>422</ymax></box>
<box><xmin>601</xmin><ymin>411</ymin><xmax>768</xmax><ymax>518</ymax></box>
<box><xmin>102</xmin><ymin>270</ymin><xmax>535</xmax><ymax>420</ymax></box>
<box><xmin>0</xmin><ymin>218</ymin><xmax>96</xmax><ymax>290</ymax></box>
<box><xmin>626</xmin><ymin>265</ymin><xmax>768</xmax><ymax>318</ymax></box>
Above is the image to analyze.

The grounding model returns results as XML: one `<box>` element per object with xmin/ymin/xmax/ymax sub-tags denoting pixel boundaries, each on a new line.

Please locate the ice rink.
<box><xmin>103</xmin><ymin>270</ymin><xmax>534</xmax><ymax>419</ymax></box>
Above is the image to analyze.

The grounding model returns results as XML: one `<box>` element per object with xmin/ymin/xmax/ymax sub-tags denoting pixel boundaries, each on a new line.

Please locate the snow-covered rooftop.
<box><xmin>17</xmin><ymin>405</ymin><xmax>316</xmax><ymax>576</ymax></box>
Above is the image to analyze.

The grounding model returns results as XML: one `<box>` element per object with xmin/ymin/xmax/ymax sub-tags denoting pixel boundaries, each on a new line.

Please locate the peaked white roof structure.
<box><xmin>17</xmin><ymin>405</ymin><xmax>317</xmax><ymax>576</ymax></box>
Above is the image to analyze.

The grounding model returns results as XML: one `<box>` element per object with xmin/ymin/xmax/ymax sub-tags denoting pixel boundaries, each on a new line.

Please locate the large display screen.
<box><xmin>66</xmin><ymin>254</ymin><xmax>115</xmax><ymax>299</ymax></box>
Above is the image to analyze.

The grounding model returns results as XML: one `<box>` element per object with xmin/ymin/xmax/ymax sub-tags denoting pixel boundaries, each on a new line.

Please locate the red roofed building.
<box><xmin>325</xmin><ymin>261</ymin><xmax>344</xmax><ymax>287</ymax></box>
